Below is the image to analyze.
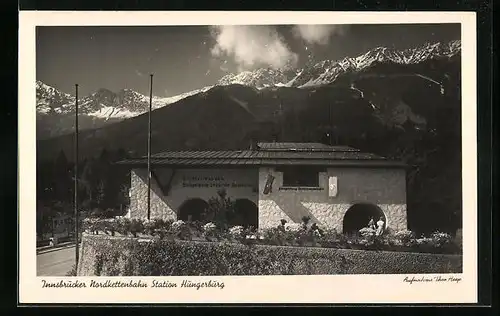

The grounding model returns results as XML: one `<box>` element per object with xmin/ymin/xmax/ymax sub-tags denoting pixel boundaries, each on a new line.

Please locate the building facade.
<box><xmin>119</xmin><ymin>142</ymin><xmax>408</xmax><ymax>233</ymax></box>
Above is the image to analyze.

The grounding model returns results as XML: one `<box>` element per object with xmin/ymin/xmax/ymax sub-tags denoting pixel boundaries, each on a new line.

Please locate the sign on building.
<box><xmin>328</xmin><ymin>176</ymin><xmax>338</xmax><ymax>197</ymax></box>
<box><xmin>263</xmin><ymin>173</ymin><xmax>275</xmax><ymax>195</ymax></box>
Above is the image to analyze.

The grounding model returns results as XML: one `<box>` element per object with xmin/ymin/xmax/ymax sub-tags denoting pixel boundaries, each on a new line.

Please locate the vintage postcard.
<box><xmin>19</xmin><ymin>11</ymin><xmax>477</xmax><ymax>304</ymax></box>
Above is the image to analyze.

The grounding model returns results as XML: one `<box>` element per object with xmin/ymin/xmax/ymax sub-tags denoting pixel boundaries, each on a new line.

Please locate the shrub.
<box><xmin>393</xmin><ymin>230</ymin><xmax>416</xmax><ymax>247</ymax></box>
<box><xmin>284</xmin><ymin>222</ymin><xmax>302</xmax><ymax>233</ymax></box>
<box><xmin>257</xmin><ymin>222</ymin><xmax>314</xmax><ymax>247</ymax></box>
<box><xmin>79</xmin><ymin>218</ymin><xmax>461</xmax><ymax>255</ymax></box>
<box><xmin>82</xmin><ymin>218</ymin><xmax>98</xmax><ymax>234</ymax></box>
<box><xmin>159</xmin><ymin>219</ymin><xmax>175</xmax><ymax>237</ymax></box>
<box><xmin>90</xmin><ymin>208</ymin><xmax>103</xmax><ymax>218</ymax></box>
<box><xmin>202</xmin><ymin>222</ymin><xmax>218</xmax><ymax>241</ymax></box>
<box><xmin>430</xmin><ymin>231</ymin><xmax>453</xmax><ymax>248</ymax></box>
<box><xmin>78</xmin><ymin>234</ymin><xmax>463</xmax><ymax>276</ymax></box>
<box><xmin>316</xmin><ymin>228</ymin><xmax>340</xmax><ymax>248</ymax></box>
<box><xmin>229</xmin><ymin>225</ymin><xmax>245</xmax><ymax>241</ymax></box>
<box><xmin>143</xmin><ymin>218</ymin><xmax>160</xmax><ymax>236</ymax></box>
<box><xmin>115</xmin><ymin>216</ymin><xmax>131</xmax><ymax>236</ymax></box>
<box><xmin>171</xmin><ymin>220</ymin><xmax>192</xmax><ymax>240</ymax></box>
<box><xmin>187</xmin><ymin>221</ymin><xmax>203</xmax><ymax>238</ymax></box>
<box><xmin>103</xmin><ymin>218</ymin><xmax>117</xmax><ymax>236</ymax></box>
<box><xmin>171</xmin><ymin>220</ymin><xmax>185</xmax><ymax>231</ymax></box>
<box><xmin>129</xmin><ymin>218</ymin><xmax>144</xmax><ymax>237</ymax></box>
<box><xmin>359</xmin><ymin>227</ymin><xmax>376</xmax><ymax>238</ymax></box>
<box><xmin>204</xmin><ymin>189</ymin><xmax>236</xmax><ymax>229</ymax></box>
<box><xmin>358</xmin><ymin>227</ymin><xmax>377</xmax><ymax>247</ymax></box>
<box><xmin>258</xmin><ymin>227</ymin><xmax>286</xmax><ymax>246</ymax></box>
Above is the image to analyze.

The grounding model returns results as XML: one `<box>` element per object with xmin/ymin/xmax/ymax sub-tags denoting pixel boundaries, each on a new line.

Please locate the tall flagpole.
<box><xmin>74</xmin><ymin>84</ymin><xmax>79</xmax><ymax>267</ymax></box>
<box><xmin>329</xmin><ymin>103</ymin><xmax>333</xmax><ymax>146</ymax></box>
<box><xmin>147</xmin><ymin>74</ymin><xmax>153</xmax><ymax>220</ymax></box>
<box><xmin>279</xmin><ymin>101</ymin><xmax>284</xmax><ymax>141</ymax></box>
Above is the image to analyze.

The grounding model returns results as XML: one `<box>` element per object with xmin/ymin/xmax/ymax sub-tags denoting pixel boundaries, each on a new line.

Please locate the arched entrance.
<box><xmin>342</xmin><ymin>203</ymin><xmax>386</xmax><ymax>235</ymax></box>
<box><xmin>178</xmin><ymin>198</ymin><xmax>208</xmax><ymax>222</ymax></box>
<box><xmin>231</xmin><ymin>199</ymin><xmax>259</xmax><ymax>229</ymax></box>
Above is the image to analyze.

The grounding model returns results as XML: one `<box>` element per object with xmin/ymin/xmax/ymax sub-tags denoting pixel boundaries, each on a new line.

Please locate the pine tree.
<box><xmin>80</xmin><ymin>157</ymin><xmax>98</xmax><ymax>204</ymax></box>
<box><xmin>53</xmin><ymin>150</ymin><xmax>72</xmax><ymax>203</ymax></box>
<box><xmin>95</xmin><ymin>180</ymin><xmax>106</xmax><ymax>209</ymax></box>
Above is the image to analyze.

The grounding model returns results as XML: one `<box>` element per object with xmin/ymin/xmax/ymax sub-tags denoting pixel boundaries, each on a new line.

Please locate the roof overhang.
<box><xmin>115</xmin><ymin>159</ymin><xmax>408</xmax><ymax>169</ymax></box>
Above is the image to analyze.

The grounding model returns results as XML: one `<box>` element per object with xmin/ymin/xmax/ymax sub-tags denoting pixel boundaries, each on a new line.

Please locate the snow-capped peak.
<box><xmin>216</xmin><ymin>40</ymin><xmax>461</xmax><ymax>89</ymax></box>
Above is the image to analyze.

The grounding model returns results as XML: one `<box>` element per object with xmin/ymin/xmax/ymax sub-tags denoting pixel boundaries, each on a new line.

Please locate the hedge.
<box><xmin>77</xmin><ymin>233</ymin><xmax>462</xmax><ymax>276</ymax></box>
<box><xmin>82</xmin><ymin>217</ymin><xmax>462</xmax><ymax>255</ymax></box>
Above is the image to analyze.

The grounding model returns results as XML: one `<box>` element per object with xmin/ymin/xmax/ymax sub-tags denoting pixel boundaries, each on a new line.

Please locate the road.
<box><xmin>37</xmin><ymin>245</ymin><xmax>77</xmax><ymax>276</ymax></box>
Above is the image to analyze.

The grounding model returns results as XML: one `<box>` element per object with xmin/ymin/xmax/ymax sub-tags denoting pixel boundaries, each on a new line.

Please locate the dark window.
<box><xmin>281</xmin><ymin>167</ymin><xmax>320</xmax><ymax>187</ymax></box>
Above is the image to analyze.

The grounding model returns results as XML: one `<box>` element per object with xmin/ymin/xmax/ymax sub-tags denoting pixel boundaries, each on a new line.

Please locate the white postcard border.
<box><xmin>18</xmin><ymin>11</ymin><xmax>478</xmax><ymax>304</ymax></box>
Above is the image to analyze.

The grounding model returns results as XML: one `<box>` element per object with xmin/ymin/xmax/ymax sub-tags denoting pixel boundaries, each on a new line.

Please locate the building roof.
<box><xmin>117</xmin><ymin>142</ymin><xmax>406</xmax><ymax>168</ymax></box>
<box><xmin>256</xmin><ymin>142</ymin><xmax>360</xmax><ymax>152</ymax></box>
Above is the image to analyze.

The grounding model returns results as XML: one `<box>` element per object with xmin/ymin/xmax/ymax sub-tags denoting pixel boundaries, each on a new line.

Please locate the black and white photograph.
<box><xmin>19</xmin><ymin>11</ymin><xmax>478</xmax><ymax>304</ymax></box>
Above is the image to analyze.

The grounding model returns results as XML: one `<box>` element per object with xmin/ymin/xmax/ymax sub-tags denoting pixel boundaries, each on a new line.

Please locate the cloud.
<box><xmin>292</xmin><ymin>25</ymin><xmax>349</xmax><ymax>45</ymax></box>
<box><xmin>209</xmin><ymin>25</ymin><xmax>298</xmax><ymax>71</ymax></box>
<box><xmin>135</xmin><ymin>69</ymin><xmax>144</xmax><ymax>77</ymax></box>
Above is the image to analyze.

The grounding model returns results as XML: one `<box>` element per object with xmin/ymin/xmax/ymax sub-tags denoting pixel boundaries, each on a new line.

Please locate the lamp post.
<box><xmin>147</xmin><ymin>74</ymin><xmax>153</xmax><ymax>220</ymax></box>
<box><xmin>74</xmin><ymin>83</ymin><xmax>79</xmax><ymax>267</ymax></box>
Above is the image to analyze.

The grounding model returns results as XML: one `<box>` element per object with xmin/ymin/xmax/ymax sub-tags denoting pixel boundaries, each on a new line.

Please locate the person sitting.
<box><xmin>368</xmin><ymin>217</ymin><xmax>376</xmax><ymax>230</ymax></box>
<box><xmin>376</xmin><ymin>217</ymin><xmax>385</xmax><ymax>236</ymax></box>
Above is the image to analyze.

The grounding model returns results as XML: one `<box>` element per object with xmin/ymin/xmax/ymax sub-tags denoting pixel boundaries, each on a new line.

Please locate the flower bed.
<box><xmin>77</xmin><ymin>233</ymin><xmax>462</xmax><ymax>276</ymax></box>
<box><xmin>82</xmin><ymin>217</ymin><xmax>461</xmax><ymax>255</ymax></box>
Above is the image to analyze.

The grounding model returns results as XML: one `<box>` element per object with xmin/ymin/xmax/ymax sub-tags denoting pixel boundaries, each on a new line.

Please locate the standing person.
<box><xmin>376</xmin><ymin>217</ymin><xmax>385</xmax><ymax>236</ymax></box>
<box><xmin>277</xmin><ymin>219</ymin><xmax>287</xmax><ymax>233</ymax></box>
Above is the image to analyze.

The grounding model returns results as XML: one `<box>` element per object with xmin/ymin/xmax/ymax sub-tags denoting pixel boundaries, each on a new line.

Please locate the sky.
<box><xmin>36</xmin><ymin>24</ymin><xmax>460</xmax><ymax>98</ymax></box>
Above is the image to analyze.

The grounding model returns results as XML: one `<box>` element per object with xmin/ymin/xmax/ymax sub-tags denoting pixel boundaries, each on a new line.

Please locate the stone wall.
<box><xmin>258</xmin><ymin>166</ymin><xmax>407</xmax><ymax>232</ymax></box>
<box><xmin>77</xmin><ymin>233</ymin><xmax>463</xmax><ymax>276</ymax></box>
<box><xmin>129</xmin><ymin>168</ymin><xmax>259</xmax><ymax>220</ymax></box>
<box><xmin>128</xmin><ymin>165</ymin><xmax>407</xmax><ymax>232</ymax></box>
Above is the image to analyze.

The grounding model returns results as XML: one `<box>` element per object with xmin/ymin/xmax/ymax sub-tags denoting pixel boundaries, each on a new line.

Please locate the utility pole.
<box><xmin>74</xmin><ymin>84</ymin><xmax>79</xmax><ymax>268</ymax></box>
<box><xmin>147</xmin><ymin>74</ymin><xmax>153</xmax><ymax>220</ymax></box>
<box><xmin>329</xmin><ymin>103</ymin><xmax>333</xmax><ymax>145</ymax></box>
<box><xmin>279</xmin><ymin>101</ymin><xmax>284</xmax><ymax>142</ymax></box>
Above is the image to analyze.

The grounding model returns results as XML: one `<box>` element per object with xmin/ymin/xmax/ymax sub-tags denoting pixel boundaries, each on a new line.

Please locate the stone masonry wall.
<box><xmin>129</xmin><ymin>168</ymin><xmax>258</xmax><ymax>220</ymax></box>
<box><xmin>258</xmin><ymin>166</ymin><xmax>407</xmax><ymax>232</ymax></box>
<box><xmin>128</xmin><ymin>165</ymin><xmax>407</xmax><ymax>232</ymax></box>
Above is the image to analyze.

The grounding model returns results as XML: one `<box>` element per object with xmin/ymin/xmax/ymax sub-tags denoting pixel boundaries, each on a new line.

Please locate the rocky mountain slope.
<box><xmin>37</xmin><ymin>39</ymin><xmax>462</xmax><ymax>234</ymax></box>
<box><xmin>36</xmin><ymin>81</ymin><xmax>210</xmax><ymax>139</ymax></box>
<box><xmin>37</xmin><ymin>40</ymin><xmax>460</xmax><ymax>139</ymax></box>
<box><xmin>216</xmin><ymin>40</ymin><xmax>460</xmax><ymax>88</ymax></box>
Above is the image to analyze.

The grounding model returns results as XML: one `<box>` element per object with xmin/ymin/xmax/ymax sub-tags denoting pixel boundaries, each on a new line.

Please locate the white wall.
<box><xmin>257</xmin><ymin>166</ymin><xmax>407</xmax><ymax>232</ymax></box>
<box><xmin>129</xmin><ymin>167</ymin><xmax>259</xmax><ymax>220</ymax></box>
<box><xmin>129</xmin><ymin>165</ymin><xmax>407</xmax><ymax>232</ymax></box>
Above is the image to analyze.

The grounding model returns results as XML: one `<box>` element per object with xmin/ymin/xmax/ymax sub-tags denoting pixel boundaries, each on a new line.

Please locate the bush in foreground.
<box><xmin>81</xmin><ymin>216</ymin><xmax>461</xmax><ymax>255</ymax></box>
<box><xmin>77</xmin><ymin>234</ymin><xmax>463</xmax><ymax>276</ymax></box>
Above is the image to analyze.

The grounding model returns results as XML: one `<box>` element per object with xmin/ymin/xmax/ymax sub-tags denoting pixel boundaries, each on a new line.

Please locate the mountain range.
<box><xmin>36</xmin><ymin>40</ymin><xmax>460</xmax><ymax>139</ymax></box>
<box><xmin>36</xmin><ymin>39</ymin><xmax>462</xmax><ymax>234</ymax></box>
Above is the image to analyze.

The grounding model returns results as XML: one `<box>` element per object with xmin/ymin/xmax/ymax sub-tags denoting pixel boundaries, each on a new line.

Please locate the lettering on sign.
<box><xmin>182</xmin><ymin>175</ymin><xmax>254</xmax><ymax>189</ymax></box>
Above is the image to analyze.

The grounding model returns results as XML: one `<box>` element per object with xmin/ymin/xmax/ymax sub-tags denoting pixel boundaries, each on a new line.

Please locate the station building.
<box><xmin>117</xmin><ymin>142</ymin><xmax>408</xmax><ymax>233</ymax></box>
